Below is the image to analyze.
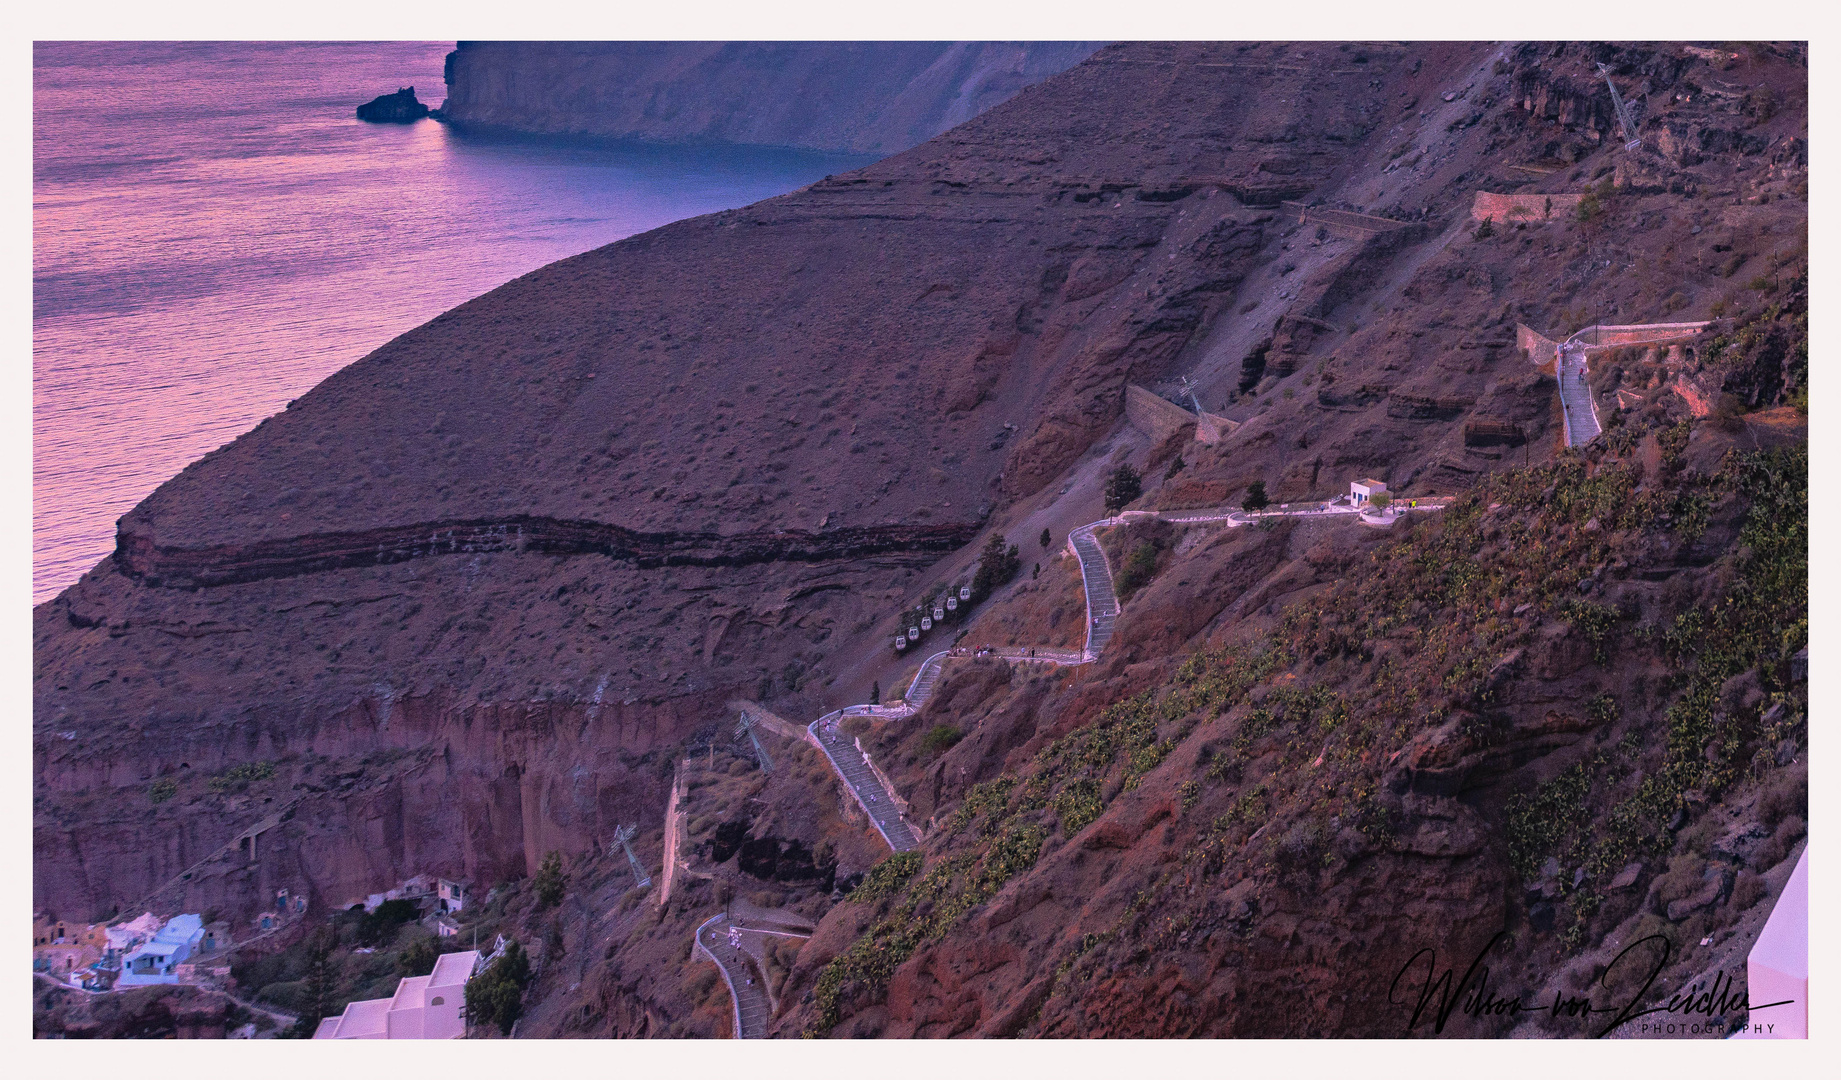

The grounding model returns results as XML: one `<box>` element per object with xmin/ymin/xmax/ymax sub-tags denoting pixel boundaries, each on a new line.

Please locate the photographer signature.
<box><xmin>1389</xmin><ymin>931</ymin><xmax>1795</xmax><ymax>1037</ymax></box>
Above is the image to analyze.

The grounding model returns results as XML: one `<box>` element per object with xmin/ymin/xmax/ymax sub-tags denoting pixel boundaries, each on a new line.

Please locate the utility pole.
<box><xmin>1597</xmin><ymin>62</ymin><xmax>1643</xmax><ymax>151</ymax></box>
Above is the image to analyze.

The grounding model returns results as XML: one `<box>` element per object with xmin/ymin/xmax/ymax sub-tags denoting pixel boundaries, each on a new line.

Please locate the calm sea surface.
<box><xmin>33</xmin><ymin>42</ymin><xmax>872</xmax><ymax>603</ymax></box>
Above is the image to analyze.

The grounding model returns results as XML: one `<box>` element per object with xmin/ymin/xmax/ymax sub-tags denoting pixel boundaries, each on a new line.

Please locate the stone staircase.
<box><xmin>901</xmin><ymin>650</ymin><xmax>952</xmax><ymax>710</ymax></box>
<box><xmin>1068</xmin><ymin>524</ymin><xmax>1120</xmax><ymax>660</ymax></box>
<box><xmin>809</xmin><ymin>720</ymin><xmax>920</xmax><ymax>852</ymax></box>
<box><xmin>1558</xmin><ymin>345</ymin><xmax>1601</xmax><ymax>447</ymax></box>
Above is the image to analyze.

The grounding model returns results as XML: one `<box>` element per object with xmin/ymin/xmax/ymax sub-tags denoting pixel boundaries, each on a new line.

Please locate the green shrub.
<box><xmin>1105</xmin><ymin>464</ymin><xmax>1143</xmax><ymax>515</ymax></box>
<box><xmin>207</xmin><ymin>761</ymin><xmax>275</xmax><ymax>794</ymax></box>
<box><xmin>534</xmin><ymin>851</ymin><xmax>568</xmax><ymax>908</ymax></box>
<box><xmin>1115</xmin><ymin>540</ymin><xmax>1162</xmax><ymax>598</ymax></box>
<box><xmin>397</xmin><ymin>936</ymin><xmax>438</xmax><ymax>977</ymax></box>
<box><xmin>920</xmin><ymin>724</ymin><xmax>963</xmax><ymax>757</ymax></box>
<box><xmin>148</xmin><ymin>777</ymin><xmax>178</xmax><ymax>804</ymax></box>
<box><xmin>357</xmin><ymin>899</ymin><xmax>419</xmax><ymax>946</ymax></box>
<box><xmin>1051</xmin><ymin>779</ymin><xmax>1103</xmax><ymax>834</ymax></box>
<box><xmin>850</xmin><ymin>851</ymin><xmax>922</xmax><ymax>903</ymax></box>
<box><xmin>464</xmin><ymin>940</ymin><xmax>530</xmax><ymax>1035</ymax></box>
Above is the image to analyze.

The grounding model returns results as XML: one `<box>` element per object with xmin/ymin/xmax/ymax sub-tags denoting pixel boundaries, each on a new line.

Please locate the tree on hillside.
<box><xmin>357</xmin><ymin>898</ymin><xmax>420</xmax><ymax>946</ymax></box>
<box><xmin>1164</xmin><ymin>454</ymin><xmax>1186</xmax><ymax>480</ymax></box>
<box><xmin>534</xmin><ymin>851</ymin><xmax>568</xmax><ymax>908</ymax></box>
<box><xmin>398</xmin><ymin>936</ymin><xmax>438</xmax><ymax>978</ymax></box>
<box><xmin>1243</xmin><ymin>480</ymin><xmax>1269</xmax><ymax>512</ymax></box>
<box><xmin>1104</xmin><ymin>464</ymin><xmax>1142</xmax><ymax>514</ymax></box>
<box><xmin>285</xmin><ymin>926</ymin><xmax>336</xmax><ymax>1038</ymax></box>
<box><xmin>464</xmin><ymin>940</ymin><xmax>531</xmax><ymax>1036</ymax></box>
<box><xmin>970</xmin><ymin>533</ymin><xmax>1022</xmax><ymax>598</ymax></box>
<box><xmin>1039</xmin><ymin>527</ymin><xmax>1052</xmax><ymax>550</ymax></box>
<box><xmin>870</xmin><ymin>681</ymin><xmax>880</xmax><ymax>706</ymax></box>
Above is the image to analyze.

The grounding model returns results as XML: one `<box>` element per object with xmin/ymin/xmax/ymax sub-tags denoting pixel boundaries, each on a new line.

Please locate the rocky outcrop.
<box><xmin>434</xmin><ymin>41</ymin><xmax>1102</xmax><ymax>153</ymax></box>
<box><xmin>355</xmin><ymin>87</ymin><xmax>429</xmax><ymax>123</ymax></box>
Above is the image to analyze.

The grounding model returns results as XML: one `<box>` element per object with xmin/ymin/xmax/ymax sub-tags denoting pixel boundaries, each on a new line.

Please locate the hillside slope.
<box><xmin>34</xmin><ymin>41</ymin><xmax>1805</xmax><ymax>1040</ymax></box>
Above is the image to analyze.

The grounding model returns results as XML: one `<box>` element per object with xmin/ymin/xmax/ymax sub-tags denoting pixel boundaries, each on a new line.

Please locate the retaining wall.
<box><xmin>1571</xmin><ymin>321</ymin><xmax>1714</xmax><ymax>349</ymax></box>
<box><xmin>1194</xmin><ymin>412</ymin><xmax>1239</xmax><ymax>445</ymax></box>
<box><xmin>1517</xmin><ymin>323</ymin><xmax>1561</xmax><ymax>370</ymax></box>
<box><xmin>1471</xmin><ymin>190</ymin><xmax>1583</xmax><ymax>222</ymax></box>
<box><xmin>1124</xmin><ymin>385</ymin><xmax>1197</xmax><ymax>444</ymax></box>
<box><xmin>1281</xmin><ymin>201</ymin><xmax>1429</xmax><ymax>243</ymax></box>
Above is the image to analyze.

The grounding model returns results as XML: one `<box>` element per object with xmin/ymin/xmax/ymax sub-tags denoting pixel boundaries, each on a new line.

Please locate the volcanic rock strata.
<box><xmin>114</xmin><ymin>517</ymin><xmax>980</xmax><ymax>589</ymax></box>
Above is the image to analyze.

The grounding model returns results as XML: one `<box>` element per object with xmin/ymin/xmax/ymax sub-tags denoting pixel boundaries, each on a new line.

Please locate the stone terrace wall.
<box><xmin>1124</xmin><ymin>384</ymin><xmax>1197</xmax><ymax>444</ymax></box>
<box><xmin>1517</xmin><ymin>323</ymin><xmax>1561</xmax><ymax>370</ymax></box>
<box><xmin>1194</xmin><ymin>413</ymin><xmax>1239</xmax><ymax>445</ymax></box>
<box><xmin>1281</xmin><ymin>202</ymin><xmax>1429</xmax><ymax>244</ymax></box>
<box><xmin>1573</xmin><ymin>321</ymin><xmax>1715</xmax><ymax>348</ymax></box>
<box><xmin>1472</xmin><ymin>190</ymin><xmax>1584</xmax><ymax>222</ymax></box>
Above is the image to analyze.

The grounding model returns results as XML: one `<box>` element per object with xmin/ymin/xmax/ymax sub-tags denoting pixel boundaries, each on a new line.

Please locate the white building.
<box><xmin>1737</xmin><ymin>847</ymin><xmax>1807</xmax><ymax>1039</ymax></box>
<box><xmin>313</xmin><ymin>950</ymin><xmax>481</xmax><ymax>1039</ymax></box>
<box><xmin>117</xmin><ymin>914</ymin><xmax>205</xmax><ymax>986</ymax></box>
<box><xmin>1351</xmin><ymin>478</ymin><xmax>1388</xmax><ymax>506</ymax></box>
<box><xmin>104</xmin><ymin>912</ymin><xmax>162</xmax><ymax>963</ymax></box>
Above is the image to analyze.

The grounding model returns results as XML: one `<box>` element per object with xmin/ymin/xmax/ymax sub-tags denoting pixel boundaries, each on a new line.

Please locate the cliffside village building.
<box><xmin>313</xmin><ymin>950</ymin><xmax>481</xmax><ymax>1039</ymax></box>
<box><xmin>118</xmin><ymin>914</ymin><xmax>207</xmax><ymax>986</ymax></box>
<box><xmin>1350</xmin><ymin>478</ymin><xmax>1388</xmax><ymax>507</ymax></box>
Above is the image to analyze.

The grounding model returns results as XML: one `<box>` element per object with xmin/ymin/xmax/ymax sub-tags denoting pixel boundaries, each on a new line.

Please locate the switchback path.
<box><xmin>800</xmin><ymin>496</ymin><xmax>1454</xmax><ymax>856</ymax></box>
<box><xmin>695</xmin><ymin>913</ymin><xmax>811</xmax><ymax>1038</ymax></box>
<box><xmin>696</xmin><ymin>493</ymin><xmax>1451</xmax><ymax>1034</ymax></box>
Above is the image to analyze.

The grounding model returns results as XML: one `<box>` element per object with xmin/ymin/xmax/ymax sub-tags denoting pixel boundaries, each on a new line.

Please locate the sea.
<box><xmin>33</xmin><ymin>41</ymin><xmax>873</xmax><ymax>604</ymax></box>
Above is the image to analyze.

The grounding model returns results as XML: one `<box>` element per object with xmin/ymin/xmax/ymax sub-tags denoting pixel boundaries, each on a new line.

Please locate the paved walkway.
<box><xmin>808</xmin><ymin>714</ymin><xmax>921</xmax><ymax>852</ymax></box>
<box><xmin>696</xmin><ymin>914</ymin><xmax>775</xmax><ymax>1038</ymax></box>
<box><xmin>1558</xmin><ymin>342</ymin><xmax>1601</xmax><ymax>447</ymax></box>
<box><xmin>696</xmin><ymin>491</ymin><xmax>1453</xmax><ymax>1034</ymax></box>
<box><xmin>793</xmin><ymin>496</ymin><xmax>1453</xmax><ymax>857</ymax></box>
<box><xmin>1068</xmin><ymin>524</ymin><xmax>1120</xmax><ymax>660</ymax></box>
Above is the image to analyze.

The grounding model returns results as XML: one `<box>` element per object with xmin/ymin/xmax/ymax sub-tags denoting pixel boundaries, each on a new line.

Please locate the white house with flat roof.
<box><xmin>104</xmin><ymin>912</ymin><xmax>162</xmax><ymax>963</ymax></box>
<box><xmin>1351</xmin><ymin>478</ymin><xmax>1388</xmax><ymax>506</ymax></box>
<box><xmin>314</xmin><ymin>950</ymin><xmax>481</xmax><ymax>1039</ymax></box>
<box><xmin>117</xmin><ymin>914</ymin><xmax>205</xmax><ymax>986</ymax></box>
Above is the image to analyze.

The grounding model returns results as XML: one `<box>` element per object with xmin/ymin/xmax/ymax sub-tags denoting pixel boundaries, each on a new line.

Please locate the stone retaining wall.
<box><xmin>1572</xmin><ymin>321</ymin><xmax>1714</xmax><ymax>348</ymax></box>
<box><xmin>1472</xmin><ymin>190</ymin><xmax>1584</xmax><ymax>222</ymax></box>
<box><xmin>1281</xmin><ymin>201</ymin><xmax>1429</xmax><ymax>243</ymax></box>
<box><xmin>1124</xmin><ymin>384</ymin><xmax>1197</xmax><ymax>444</ymax></box>
<box><xmin>1517</xmin><ymin>322</ymin><xmax>1561</xmax><ymax>369</ymax></box>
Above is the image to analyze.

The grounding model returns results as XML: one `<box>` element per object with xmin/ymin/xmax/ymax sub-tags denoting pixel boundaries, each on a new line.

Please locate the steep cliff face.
<box><xmin>34</xmin><ymin>39</ymin><xmax>1806</xmax><ymax>1040</ymax></box>
<box><xmin>434</xmin><ymin>41</ymin><xmax>1104</xmax><ymax>154</ymax></box>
